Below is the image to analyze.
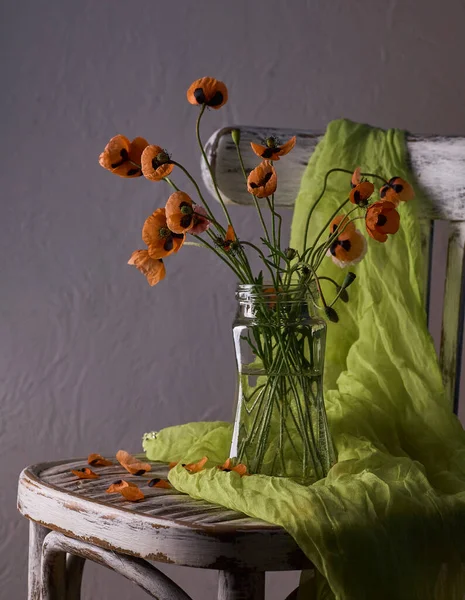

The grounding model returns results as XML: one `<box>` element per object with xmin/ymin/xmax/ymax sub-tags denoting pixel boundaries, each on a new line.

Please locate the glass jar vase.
<box><xmin>230</xmin><ymin>284</ymin><xmax>336</xmax><ymax>484</ymax></box>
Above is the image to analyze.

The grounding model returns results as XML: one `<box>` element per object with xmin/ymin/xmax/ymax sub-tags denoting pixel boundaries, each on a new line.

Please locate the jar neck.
<box><xmin>235</xmin><ymin>283</ymin><xmax>320</xmax><ymax>321</ymax></box>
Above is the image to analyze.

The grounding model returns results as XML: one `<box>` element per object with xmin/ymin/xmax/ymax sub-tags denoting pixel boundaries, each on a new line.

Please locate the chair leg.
<box><xmin>28</xmin><ymin>521</ymin><xmax>49</xmax><ymax>600</ymax></box>
<box><xmin>66</xmin><ymin>554</ymin><xmax>86</xmax><ymax>600</ymax></box>
<box><xmin>41</xmin><ymin>538</ymin><xmax>67</xmax><ymax>600</ymax></box>
<box><xmin>218</xmin><ymin>570</ymin><xmax>265</xmax><ymax>600</ymax></box>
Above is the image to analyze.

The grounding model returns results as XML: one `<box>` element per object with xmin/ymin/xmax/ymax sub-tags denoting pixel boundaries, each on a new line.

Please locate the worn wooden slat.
<box><xmin>43</xmin><ymin>531</ymin><xmax>193</xmax><ymax>600</ymax></box>
<box><xmin>18</xmin><ymin>462</ymin><xmax>311</xmax><ymax>572</ymax></box>
<box><xmin>440</xmin><ymin>221</ymin><xmax>465</xmax><ymax>412</ymax></box>
<box><xmin>203</xmin><ymin>126</ymin><xmax>465</xmax><ymax>220</ymax></box>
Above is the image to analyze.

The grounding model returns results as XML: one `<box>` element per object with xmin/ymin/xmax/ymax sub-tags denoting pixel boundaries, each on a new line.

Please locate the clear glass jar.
<box><xmin>230</xmin><ymin>283</ymin><xmax>336</xmax><ymax>484</ymax></box>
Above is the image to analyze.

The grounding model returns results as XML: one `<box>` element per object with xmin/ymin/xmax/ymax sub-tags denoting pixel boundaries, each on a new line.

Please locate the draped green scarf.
<box><xmin>144</xmin><ymin>119</ymin><xmax>465</xmax><ymax>599</ymax></box>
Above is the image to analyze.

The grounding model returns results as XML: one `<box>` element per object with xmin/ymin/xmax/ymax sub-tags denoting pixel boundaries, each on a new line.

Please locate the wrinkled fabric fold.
<box><xmin>143</xmin><ymin>119</ymin><xmax>465</xmax><ymax>599</ymax></box>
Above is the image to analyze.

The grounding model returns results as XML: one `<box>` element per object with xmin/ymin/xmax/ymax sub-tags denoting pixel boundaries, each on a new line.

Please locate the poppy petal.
<box><xmin>142</xmin><ymin>209</ymin><xmax>185</xmax><ymax>259</ymax></box>
<box><xmin>187</xmin><ymin>78</ymin><xmax>228</xmax><ymax>109</ymax></box>
<box><xmin>184</xmin><ymin>456</ymin><xmax>208</xmax><ymax>473</ymax></box>
<box><xmin>106</xmin><ymin>480</ymin><xmax>145</xmax><ymax>501</ymax></box>
<box><xmin>165</xmin><ymin>191</ymin><xmax>195</xmax><ymax>234</ymax></box>
<box><xmin>71</xmin><ymin>468</ymin><xmax>99</xmax><ymax>480</ymax></box>
<box><xmin>141</xmin><ymin>145</ymin><xmax>174</xmax><ymax>182</ymax></box>
<box><xmin>351</xmin><ymin>167</ymin><xmax>361</xmax><ymax>187</ymax></box>
<box><xmin>329</xmin><ymin>215</ymin><xmax>356</xmax><ymax>237</ymax></box>
<box><xmin>380</xmin><ymin>177</ymin><xmax>415</xmax><ymax>204</ymax></box>
<box><xmin>128</xmin><ymin>250</ymin><xmax>166</xmax><ymax>286</ymax></box>
<box><xmin>99</xmin><ymin>135</ymin><xmax>146</xmax><ymax>178</ymax></box>
<box><xmin>349</xmin><ymin>181</ymin><xmax>374</xmax><ymax>205</ymax></box>
<box><xmin>247</xmin><ymin>161</ymin><xmax>277</xmax><ymax>198</ymax></box>
<box><xmin>365</xmin><ymin>201</ymin><xmax>400</xmax><ymax>242</ymax></box>
<box><xmin>87</xmin><ymin>453</ymin><xmax>113</xmax><ymax>467</ymax></box>
<box><xmin>148</xmin><ymin>478</ymin><xmax>172</xmax><ymax>489</ymax></box>
<box><xmin>277</xmin><ymin>136</ymin><xmax>296</xmax><ymax>157</ymax></box>
<box><xmin>116</xmin><ymin>450</ymin><xmax>151</xmax><ymax>476</ymax></box>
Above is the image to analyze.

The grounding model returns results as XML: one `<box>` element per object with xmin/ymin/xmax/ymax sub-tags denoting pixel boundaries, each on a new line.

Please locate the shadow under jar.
<box><xmin>230</xmin><ymin>283</ymin><xmax>336</xmax><ymax>484</ymax></box>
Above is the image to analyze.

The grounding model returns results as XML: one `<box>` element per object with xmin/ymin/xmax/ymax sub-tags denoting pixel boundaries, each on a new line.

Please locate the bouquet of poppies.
<box><xmin>99</xmin><ymin>76</ymin><xmax>414</xmax><ymax>322</ymax></box>
<box><xmin>99</xmin><ymin>76</ymin><xmax>415</xmax><ymax>480</ymax></box>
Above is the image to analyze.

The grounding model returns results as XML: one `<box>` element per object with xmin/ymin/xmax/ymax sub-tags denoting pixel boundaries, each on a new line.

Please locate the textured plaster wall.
<box><xmin>2</xmin><ymin>1</ymin><xmax>465</xmax><ymax>598</ymax></box>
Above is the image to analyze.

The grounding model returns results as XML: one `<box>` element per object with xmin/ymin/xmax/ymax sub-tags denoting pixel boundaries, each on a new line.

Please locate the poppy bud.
<box><xmin>338</xmin><ymin>287</ymin><xmax>349</xmax><ymax>303</ymax></box>
<box><xmin>231</xmin><ymin>129</ymin><xmax>241</xmax><ymax>146</ymax></box>
<box><xmin>342</xmin><ymin>272</ymin><xmax>356</xmax><ymax>289</ymax></box>
<box><xmin>285</xmin><ymin>247</ymin><xmax>297</xmax><ymax>260</ymax></box>
<box><xmin>325</xmin><ymin>306</ymin><xmax>339</xmax><ymax>323</ymax></box>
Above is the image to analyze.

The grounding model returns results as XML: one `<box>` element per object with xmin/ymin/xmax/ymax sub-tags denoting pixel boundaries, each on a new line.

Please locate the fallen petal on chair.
<box><xmin>106</xmin><ymin>479</ymin><xmax>145</xmax><ymax>501</ymax></box>
<box><xmin>148</xmin><ymin>478</ymin><xmax>172</xmax><ymax>489</ymax></box>
<box><xmin>116</xmin><ymin>450</ymin><xmax>151</xmax><ymax>476</ymax></box>
<box><xmin>71</xmin><ymin>468</ymin><xmax>99</xmax><ymax>480</ymax></box>
<box><xmin>87</xmin><ymin>453</ymin><xmax>113</xmax><ymax>467</ymax></box>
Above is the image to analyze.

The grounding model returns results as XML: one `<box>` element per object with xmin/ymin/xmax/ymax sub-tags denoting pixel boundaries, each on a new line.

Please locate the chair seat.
<box><xmin>17</xmin><ymin>458</ymin><xmax>310</xmax><ymax>572</ymax></box>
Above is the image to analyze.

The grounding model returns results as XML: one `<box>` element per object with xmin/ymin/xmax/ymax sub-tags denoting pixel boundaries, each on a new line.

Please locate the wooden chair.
<box><xmin>17</xmin><ymin>127</ymin><xmax>465</xmax><ymax>600</ymax></box>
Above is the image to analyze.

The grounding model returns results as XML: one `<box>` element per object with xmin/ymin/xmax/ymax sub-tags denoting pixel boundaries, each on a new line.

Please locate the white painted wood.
<box><xmin>41</xmin><ymin>539</ymin><xmax>67</xmax><ymax>600</ymax></box>
<box><xmin>440</xmin><ymin>221</ymin><xmax>465</xmax><ymax>411</ymax></box>
<box><xmin>17</xmin><ymin>460</ymin><xmax>310</xmax><ymax>573</ymax></box>
<box><xmin>42</xmin><ymin>531</ymin><xmax>193</xmax><ymax>600</ymax></box>
<box><xmin>204</xmin><ymin>126</ymin><xmax>465</xmax><ymax>219</ymax></box>
<box><xmin>28</xmin><ymin>520</ymin><xmax>50</xmax><ymax>600</ymax></box>
<box><xmin>218</xmin><ymin>570</ymin><xmax>265</xmax><ymax>600</ymax></box>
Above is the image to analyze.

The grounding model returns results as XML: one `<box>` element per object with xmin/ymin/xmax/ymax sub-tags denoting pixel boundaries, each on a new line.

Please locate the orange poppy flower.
<box><xmin>247</xmin><ymin>161</ymin><xmax>277</xmax><ymax>198</ymax></box>
<box><xmin>99</xmin><ymin>135</ymin><xmax>148</xmax><ymax>178</ymax></box>
<box><xmin>183</xmin><ymin>456</ymin><xmax>208</xmax><ymax>473</ymax></box>
<box><xmin>349</xmin><ymin>182</ymin><xmax>374</xmax><ymax>206</ymax></box>
<box><xmin>148</xmin><ymin>478</ymin><xmax>172</xmax><ymax>489</ymax></box>
<box><xmin>380</xmin><ymin>177</ymin><xmax>415</xmax><ymax>205</ymax></box>
<box><xmin>106</xmin><ymin>480</ymin><xmax>145</xmax><ymax>501</ymax></box>
<box><xmin>165</xmin><ymin>191</ymin><xmax>196</xmax><ymax>234</ymax></box>
<box><xmin>365</xmin><ymin>201</ymin><xmax>400</xmax><ymax>242</ymax></box>
<box><xmin>141</xmin><ymin>145</ymin><xmax>174</xmax><ymax>181</ymax></box>
<box><xmin>71</xmin><ymin>468</ymin><xmax>99</xmax><ymax>480</ymax></box>
<box><xmin>128</xmin><ymin>250</ymin><xmax>166</xmax><ymax>287</ymax></box>
<box><xmin>87</xmin><ymin>453</ymin><xmax>113</xmax><ymax>467</ymax></box>
<box><xmin>187</xmin><ymin>77</ymin><xmax>228</xmax><ymax>109</ymax></box>
<box><xmin>142</xmin><ymin>208</ymin><xmax>185</xmax><ymax>259</ymax></box>
<box><xmin>328</xmin><ymin>215</ymin><xmax>367</xmax><ymax>267</ymax></box>
<box><xmin>250</xmin><ymin>135</ymin><xmax>296</xmax><ymax>161</ymax></box>
<box><xmin>116</xmin><ymin>450</ymin><xmax>151</xmax><ymax>476</ymax></box>
<box><xmin>217</xmin><ymin>458</ymin><xmax>248</xmax><ymax>476</ymax></box>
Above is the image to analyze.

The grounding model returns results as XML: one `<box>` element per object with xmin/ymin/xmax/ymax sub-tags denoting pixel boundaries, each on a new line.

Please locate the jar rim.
<box><xmin>236</xmin><ymin>281</ymin><xmax>318</xmax><ymax>301</ymax></box>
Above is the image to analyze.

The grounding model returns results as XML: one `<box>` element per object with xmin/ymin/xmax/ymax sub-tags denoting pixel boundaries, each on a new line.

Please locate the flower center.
<box><xmin>159</xmin><ymin>227</ymin><xmax>171</xmax><ymax>238</ymax></box>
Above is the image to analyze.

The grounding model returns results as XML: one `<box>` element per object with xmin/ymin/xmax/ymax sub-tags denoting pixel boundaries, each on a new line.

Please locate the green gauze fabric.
<box><xmin>143</xmin><ymin>119</ymin><xmax>465</xmax><ymax>599</ymax></box>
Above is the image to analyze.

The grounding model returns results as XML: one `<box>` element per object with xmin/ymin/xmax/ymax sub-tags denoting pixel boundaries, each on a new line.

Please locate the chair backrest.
<box><xmin>202</xmin><ymin>126</ymin><xmax>465</xmax><ymax>415</ymax></box>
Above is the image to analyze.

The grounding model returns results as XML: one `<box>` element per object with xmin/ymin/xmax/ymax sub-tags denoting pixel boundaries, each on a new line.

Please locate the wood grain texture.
<box><xmin>42</xmin><ymin>531</ymin><xmax>193</xmax><ymax>600</ymax></box>
<box><xmin>28</xmin><ymin>520</ymin><xmax>49</xmax><ymax>600</ymax></box>
<box><xmin>18</xmin><ymin>460</ymin><xmax>311</xmax><ymax>573</ymax></box>
<box><xmin>204</xmin><ymin>126</ymin><xmax>465</xmax><ymax>219</ymax></box>
<box><xmin>41</xmin><ymin>539</ymin><xmax>67</xmax><ymax>600</ymax></box>
<box><xmin>440</xmin><ymin>221</ymin><xmax>465</xmax><ymax>411</ymax></box>
<box><xmin>218</xmin><ymin>570</ymin><xmax>265</xmax><ymax>600</ymax></box>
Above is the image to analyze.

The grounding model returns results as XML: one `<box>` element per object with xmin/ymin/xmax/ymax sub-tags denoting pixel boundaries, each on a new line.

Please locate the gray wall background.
<box><xmin>2</xmin><ymin>1</ymin><xmax>465</xmax><ymax>598</ymax></box>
